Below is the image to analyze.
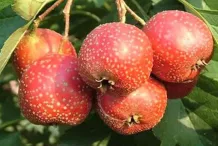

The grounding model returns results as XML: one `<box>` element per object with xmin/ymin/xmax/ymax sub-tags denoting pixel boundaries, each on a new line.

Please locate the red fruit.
<box><xmin>143</xmin><ymin>10</ymin><xmax>213</xmax><ymax>83</ymax></box>
<box><xmin>78</xmin><ymin>22</ymin><xmax>153</xmax><ymax>95</ymax></box>
<box><xmin>164</xmin><ymin>77</ymin><xmax>198</xmax><ymax>99</ymax></box>
<box><xmin>96</xmin><ymin>78</ymin><xmax>167</xmax><ymax>135</ymax></box>
<box><xmin>19</xmin><ymin>54</ymin><xmax>93</xmax><ymax>125</ymax></box>
<box><xmin>13</xmin><ymin>28</ymin><xmax>77</xmax><ymax>77</ymax></box>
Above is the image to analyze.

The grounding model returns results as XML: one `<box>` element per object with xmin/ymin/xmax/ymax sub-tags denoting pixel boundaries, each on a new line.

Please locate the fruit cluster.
<box><xmin>14</xmin><ymin>10</ymin><xmax>213</xmax><ymax>135</ymax></box>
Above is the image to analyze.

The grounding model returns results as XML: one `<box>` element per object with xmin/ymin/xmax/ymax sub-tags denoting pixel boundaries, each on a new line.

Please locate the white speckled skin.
<box><xmin>96</xmin><ymin>78</ymin><xmax>167</xmax><ymax>135</ymax></box>
<box><xmin>19</xmin><ymin>54</ymin><xmax>94</xmax><ymax>125</ymax></box>
<box><xmin>78</xmin><ymin>22</ymin><xmax>153</xmax><ymax>96</ymax></box>
<box><xmin>143</xmin><ymin>10</ymin><xmax>213</xmax><ymax>83</ymax></box>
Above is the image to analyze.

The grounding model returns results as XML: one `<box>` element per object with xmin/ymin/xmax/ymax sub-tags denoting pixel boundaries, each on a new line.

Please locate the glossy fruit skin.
<box><xmin>164</xmin><ymin>77</ymin><xmax>198</xmax><ymax>99</ymax></box>
<box><xmin>13</xmin><ymin>28</ymin><xmax>77</xmax><ymax>77</ymax></box>
<box><xmin>96</xmin><ymin>78</ymin><xmax>167</xmax><ymax>135</ymax></box>
<box><xmin>78</xmin><ymin>22</ymin><xmax>153</xmax><ymax>96</ymax></box>
<box><xmin>143</xmin><ymin>10</ymin><xmax>213</xmax><ymax>83</ymax></box>
<box><xmin>19</xmin><ymin>54</ymin><xmax>94</xmax><ymax>126</ymax></box>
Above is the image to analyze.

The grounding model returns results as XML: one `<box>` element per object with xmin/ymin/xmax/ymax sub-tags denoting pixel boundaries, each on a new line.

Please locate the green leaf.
<box><xmin>212</xmin><ymin>44</ymin><xmax>218</xmax><ymax>61</ymax></box>
<box><xmin>201</xmin><ymin>60</ymin><xmax>218</xmax><ymax>81</ymax></box>
<box><xmin>197</xmin><ymin>75</ymin><xmax>218</xmax><ymax>97</ymax></box>
<box><xmin>13</xmin><ymin>0</ymin><xmax>53</xmax><ymax>20</ymax></box>
<box><xmin>0</xmin><ymin>23</ymin><xmax>31</xmax><ymax>77</ymax></box>
<box><xmin>0</xmin><ymin>7</ymin><xmax>26</xmax><ymax>48</ymax></box>
<box><xmin>195</xmin><ymin>9</ymin><xmax>218</xmax><ymax>26</ymax></box>
<box><xmin>197</xmin><ymin>60</ymin><xmax>218</xmax><ymax>97</ymax></box>
<box><xmin>153</xmin><ymin>100</ymin><xmax>204</xmax><ymax>146</ymax></box>
<box><xmin>204</xmin><ymin>0</ymin><xmax>218</xmax><ymax>10</ymax></box>
<box><xmin>186</xmin><ymin>0</ymin><xmax>210</xmax><ymax>10</ymax></box>
<box><xmin>154</xmin><ymin>86</ymin><xmax>218</xmax><ymax>146</ymax></box>
<box><xmin>0</xmin><ymin>0</ymin><xmax>13</xmax><ymax>11</ymax></box>
<box><xmin>130</xmin><ymin>0</ymin><xmax>151</xmax><ymax>21</ymax></box>
<box><xmin>184</xmin><ymin>110</ymin><xmax>218</xmax><ymax>146</ymax></box>
<box><xmin>183</xmin><ymin>87</ymin><xmax>218</xmax><ymax>131</ymax></box>
<box><xmin>183</xmin><ymin>87</ymin><xmax>218</xmax><ymax>145</ymax></box>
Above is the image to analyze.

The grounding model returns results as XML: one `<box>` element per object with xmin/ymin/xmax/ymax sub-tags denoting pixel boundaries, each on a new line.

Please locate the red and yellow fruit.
<box><xmin>13</xmin><ymin>28</ymin><xmax>77</xmax><ymax>77</ymax></box>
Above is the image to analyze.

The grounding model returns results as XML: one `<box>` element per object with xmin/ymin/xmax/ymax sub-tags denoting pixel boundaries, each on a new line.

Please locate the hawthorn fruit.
<box><xmin>19</xmin><ymin>54</ymin><xmax>94</xmax><ymax>125</ymax></box>
<box><xmin>143</xmin><ymin>10</ymin><xmax>213</xmax><ymax>83</ymax></box>
<box><xmin>78</xmin><ymin>22</ymin><xmax>153</xmax><ymax>96</ymax></box>
<box><xmin>96</xmin><ymin>78</ymin><xmax>167</xmax><ymax>135</ymax></box>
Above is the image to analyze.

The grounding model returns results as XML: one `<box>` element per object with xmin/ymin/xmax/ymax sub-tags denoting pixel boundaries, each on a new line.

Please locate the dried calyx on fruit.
<box><xmin>78</xmin><ymin>22</ymin><xmax>153</xmax><ymax>96</ymax></box>
<box><xmin>95</xmin><ymin>77</ymin><xmax>115</xmax><ymax>92</ymax></box>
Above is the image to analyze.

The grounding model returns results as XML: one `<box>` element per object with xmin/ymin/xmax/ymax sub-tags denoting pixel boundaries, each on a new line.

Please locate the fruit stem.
<box><xmin>58</xmin><ymin>0</ymin><xmax>74</xmax><ymax>52</ymax></box>
<box><xmin>63</xmin><ymin>0</ymin><xmax>74</xmax><ymax>40</ymax></box>
<box><xmin>116</xmin><ymin>0</ymin><xmax>127</xmax><ymax>23</ymax></box>
<box><xmin>123</xmin><ymin>2</ymin><xmax>146</xmax><ymax>26</ymax></box>
<box><xmin>34</xmin><ymin>0</ymin><xmax>65</xmax><ymax>28</ymax></box>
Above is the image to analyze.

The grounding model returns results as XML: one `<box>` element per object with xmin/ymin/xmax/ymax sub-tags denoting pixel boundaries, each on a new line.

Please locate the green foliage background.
<box><xmin>0</xmin><ymin>0</ymin><xmax>218</xmax><ymax>146</ymax></box>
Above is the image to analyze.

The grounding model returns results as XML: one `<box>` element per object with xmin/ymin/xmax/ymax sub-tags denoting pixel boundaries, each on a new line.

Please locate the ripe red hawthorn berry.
<box><xmin>143</xmin><ymin>10</ymin><xmax>213</xmax><ymax>83</ymax></box>
<box><xmin>164</xmin><ymin>77</ymin><xmax>198</xmax><ymax>99</ymax></box>
<box><xmin>96</xmin><ymin>78</ymin><xmax>167</xmax><ymax>135</ymax></box>
<box><xmin>78</xmin><ymin>22</ymin><xmax>153</xmax><ymax>96</ymax></box>
<box><xmin>19</xmin><ymin>54</ymin><xmax>94</xmax><ymax>126</ymax></box>
<box><xmin>13</xmin><ymin>28</ymin><xmax>77</xmax><ymax>77</ymax></box>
